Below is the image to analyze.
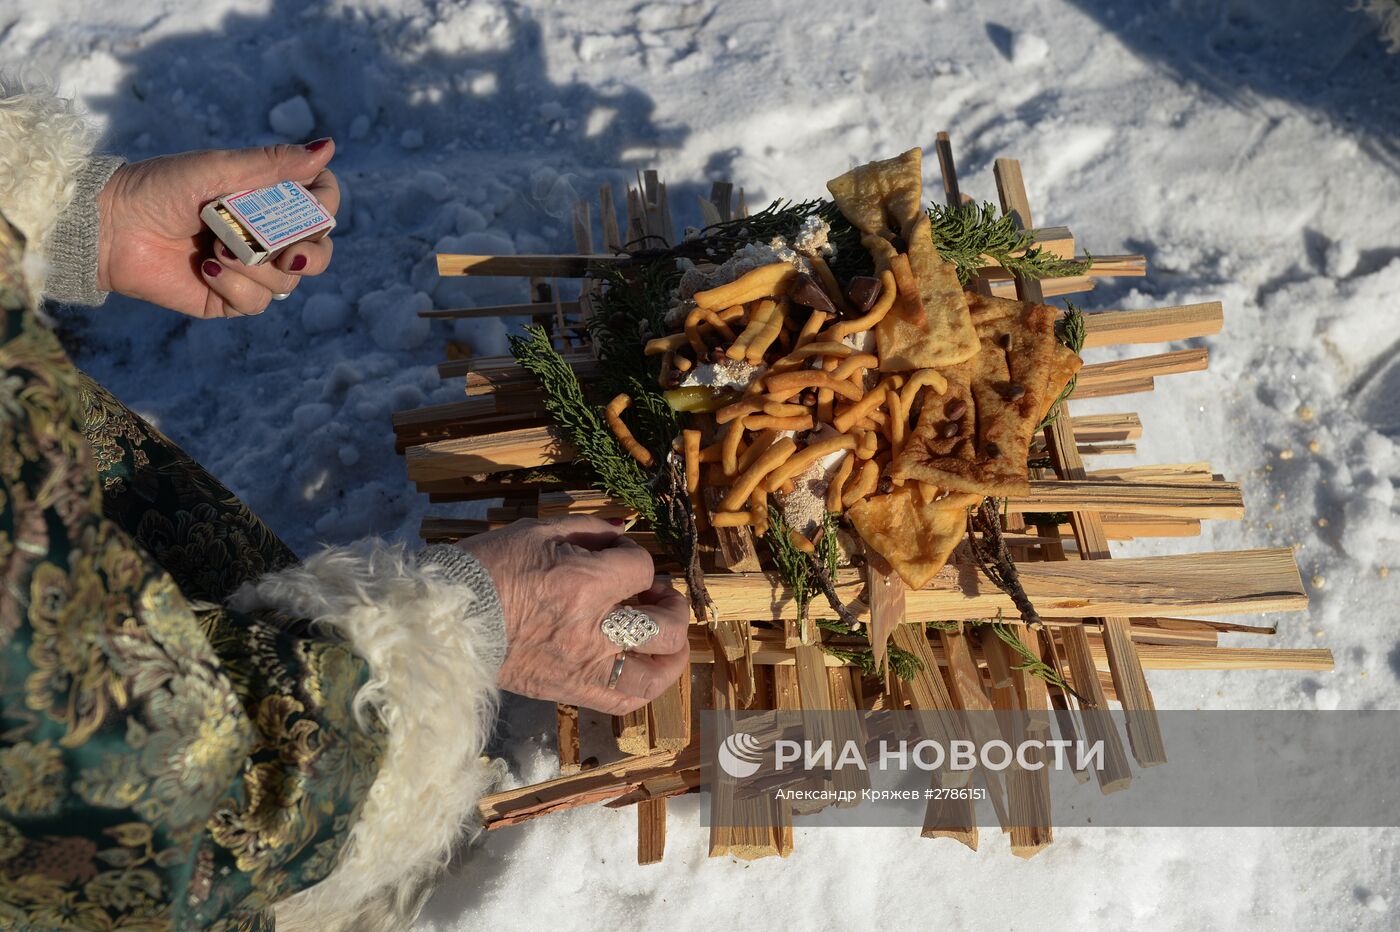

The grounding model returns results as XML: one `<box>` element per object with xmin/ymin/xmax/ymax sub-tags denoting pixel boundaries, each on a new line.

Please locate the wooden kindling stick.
<box><xmin>992</xmin><ymin>155</ymin><xmax>1149</xmax><ymax>791</ymax></box>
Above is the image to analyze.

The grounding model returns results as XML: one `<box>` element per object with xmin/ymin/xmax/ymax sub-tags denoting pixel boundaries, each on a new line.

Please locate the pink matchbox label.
<box><xmin>224</xmin><ymin>182</ymin><xmax>334</xmax><ymax>250</ymax></box>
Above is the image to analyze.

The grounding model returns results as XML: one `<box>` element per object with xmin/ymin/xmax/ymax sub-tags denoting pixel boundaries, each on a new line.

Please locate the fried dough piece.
<box><xmin>848</xmin><ymin>487</ymin><xmax>979</xmax><ymax>590</ymax></box>
<box><xmin>826</xmin><ymin>148</ymin><xmax>979</xmax><ymax>371</ymax></box>
<box><xmin>1040</xmin><ymin>339</ymin><xmax>1084</xmax><ymax>426</ymax></box>
<box><xmin>892</xmin><ymin>293</ymin><xmax>1074</xmax><ymax>497</ymax></box>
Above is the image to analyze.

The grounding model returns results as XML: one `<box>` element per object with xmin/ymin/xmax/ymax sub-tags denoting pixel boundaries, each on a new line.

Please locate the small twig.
<box><xmin>663</xmin><ymin>456</ymin><xmax>714</xmax><ymax>625</ymax></box>
<box><xmin>968</xmin><ymin>498</ymin><xmax>1041</xmax><ymax>627</ymax></box>
<box><xmin>805</xmin><ymin>550</ymin><xmax>861</xmax><ymax>631</ymax></box>
<box><xmin>966</xmin><ymin>500</ymin><xmax>1087</xmax><ymax>703</ymax></box>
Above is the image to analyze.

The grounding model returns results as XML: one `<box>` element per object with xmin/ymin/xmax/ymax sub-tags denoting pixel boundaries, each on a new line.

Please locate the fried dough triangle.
<box><xmin>826</xmin><ymin>148</ymin><xmax>979</xmax><ymax>371</ymax></box>
<box><xmin>848</xmin><ymin>487</ymin><xmax>980</xmax><ymax>590</ymax></box>
<box><xmin>891</xmin><ymin>293</ymin><xmax>1080</xmax><ymax>497</ymax></box>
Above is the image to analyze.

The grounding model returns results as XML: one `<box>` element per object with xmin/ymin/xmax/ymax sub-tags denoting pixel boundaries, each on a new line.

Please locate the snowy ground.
<box><xmin>8</xmin><ymin>0</ymin><xmax>1400</xmax><ymax>928</ymax></box>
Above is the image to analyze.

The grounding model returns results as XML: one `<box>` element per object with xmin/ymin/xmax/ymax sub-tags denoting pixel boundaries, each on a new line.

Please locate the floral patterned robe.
<box><xmin>0</xmin><ymin>210</ymin><xmax>386</xmax><ymax>929</ymax></box>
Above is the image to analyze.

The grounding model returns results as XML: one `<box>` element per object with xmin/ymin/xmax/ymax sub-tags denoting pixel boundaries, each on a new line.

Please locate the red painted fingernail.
<box><xmin>305</xmin><ymin>137</ymin><xmax>332</xmax><ymax>152</ymax></box>
<box><xmin>289</xmin><ymin>254</ymin><xmax>307</xmax><ymax>272</ymax></box>
<box><xmin>202</xmin><ymin>259</ymin><xmax>222</xmax><ymax>278</ymax></box>
<box><xmin>220</xmin><ymin>244</ymin><xmax>236</xmax><ymax>260</ymax></box>
<box><xmin>607</xmin><ymin>518</ymin><xmax>627</xmax><ymax>527</ymax></box>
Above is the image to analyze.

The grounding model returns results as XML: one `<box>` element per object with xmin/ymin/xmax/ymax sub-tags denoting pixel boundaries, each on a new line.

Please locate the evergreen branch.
<box><xmin>587</xmin><ymin>263</ymin><xmax>677</xmax><ymax>379</ymax></box>
<box><xmin>623</xmin><ymin>375</ymin><xmax>680</xmax><ymax>459</ymax></box>
<box><xmin>609</xmin><ymin>197</ymin><xmax>1090</xmax><ymax>296</ymax></box>
<box><xmin>1056</xmin><ymin>301</ymin><xmax>1088</xmax><ymax>353</ymax></box>
<box><xmin>988</xmin><ymin>620</ymin><xmax>1078</xmax><ymax>698</ymax></box>
<box><xmin>925</xmin><ymin>619</ymin><xmax>965</xmax><ymax>634</ymax></box>
<box><xmin>929</xmin><ymin>202</ymin><xmax>1092</xmax><ymax>286</ymax></box>
<box><xmin>807</xmin><ymin>511</ymin><xmax>860</xmax><ymax>630</ymax></box>
<box><xmin>765</xmin><ymin>506</ymin><xmax>816</xmax><ymax>623</ymax></box>
<box><xmin>766</xmin><ymin>509</ymin><xmax>858</xmax><ymax>635</ymax></box>
<box><xmin>509</xmin><ymin>326</ymin><xmax>710</xmax><ymax>620</ymax></box>
<box><xmin>691</xmin><ymin>198</ymin><xmax>832</xmax><ymax>258</ymax></box>
<box><xmin>815</xmin><ymin>617</ymin><xmax>922</xmax><ymax>682</ymax></box>
<box><xmin>967</xmin><ymin>498</ymin><xmax>1042</xmax><ymax>629</ymax></box>
<box><xmin>508</xmin><ymin>326</ymin><xmax>663</xmax><ymax>529</ymax></box>
<box><xmin>887</xmin><ymin>644</ymin><xmax>924</xmax><ymax>681</ymax></box>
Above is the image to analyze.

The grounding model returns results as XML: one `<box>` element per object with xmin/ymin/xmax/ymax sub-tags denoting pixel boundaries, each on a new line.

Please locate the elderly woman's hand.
<box><xmin>460</xmin><ymin>515</ymin><xmax>691</xmax><ymax>716</ymax></box>
<box><xmin>96</xmin><ymin>140</ymin><xmax>339</xmax><ymax>318</ymax></box>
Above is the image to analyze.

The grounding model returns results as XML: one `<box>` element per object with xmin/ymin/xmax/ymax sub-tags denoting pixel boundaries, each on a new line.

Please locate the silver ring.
<box><xmin>600</xmin><ymin>606</ymin><xmax>660</xmax><ymax>650</ymax></box>
<box><xmin>607</xmin><ymin>654</ymin><xmax>626</xmax><ymax>690</ymax></box>
<box><xmin>270</xmin><ymin>292</ymin><xmax>292</xmax><ymax>301</ymax></box>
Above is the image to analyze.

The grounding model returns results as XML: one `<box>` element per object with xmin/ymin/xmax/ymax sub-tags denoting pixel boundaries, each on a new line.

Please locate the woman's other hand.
<box><xmin>96</xmin><ymin>140</ymin><xmax>339</xmax><ymax>318</ymax></box>
<box><xmin>460</xmin><ymin>516</ymin><xmax>692</xmax><ymax>716</ymax></box>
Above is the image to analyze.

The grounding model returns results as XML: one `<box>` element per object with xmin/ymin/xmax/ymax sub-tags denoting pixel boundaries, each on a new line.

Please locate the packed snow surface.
<box><xmin>7</xmin><ymin>0</ymin><xmax>1400</xmax><ymax>928</ymax></box>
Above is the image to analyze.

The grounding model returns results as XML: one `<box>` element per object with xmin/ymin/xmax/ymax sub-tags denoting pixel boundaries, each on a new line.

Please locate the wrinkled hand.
<box><xmin>459</xmin><ymin>516</ymin><xmax>691</xmax><ymax>715</ymax></box>
<box><xmin>96</xmin><ymin>140</ymin><xmax>339</xmax><ymax>318</ymax></box>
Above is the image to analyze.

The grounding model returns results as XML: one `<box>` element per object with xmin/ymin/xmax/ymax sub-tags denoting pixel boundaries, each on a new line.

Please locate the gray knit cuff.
<box><xmin>414</xmin><ymin>544</ymin><xmax>508</xmax><ymax>674</ymax></box>
<box><xmin>45</xmin><ymin>154</ymin><xmax>125</xmax><ymax>306</ymax></box>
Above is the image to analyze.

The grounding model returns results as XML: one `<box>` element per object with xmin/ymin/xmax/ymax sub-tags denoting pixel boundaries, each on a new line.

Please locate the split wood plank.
<box><xmin>420</xmin><ymin>300</ymin><xmax>584</xmax><ymax>320</ymax></box>
<box><xmin>709</xmin><ymin>181</ymin><xmax>734</xmax><ymax>222</ymax></box>
<box><xmin>1080</xmin><ymin>302</ymin><xmax>1223</xmax><ymax>348</ymax></box>
<box><xmin>1072</xmin><ymin>412</ymin><xmax>1143</xmax><ymax>442</ymax></box>
<box><xmin>709</xmin><ymin>642</ymin><xmax>791</xmax><ymax>860</ymax></box>
<box><xmin>637</xmin><ymin>798</ymin><xmax>666</xmax><ymax>865</ymax></box>
<box><xmin>700</xmin><ymin>632</ymin><xmax>1332</xmax><ymax>668</ymax></box>
<box><xmin>971</xmin><ymin>226</ymin><xmax>1076</xmax><ymax>270</ymax></box>
<box><xmin>647</xmin><ymin>668</ymin><xmax>691</xmax><ymax>752</ymax></box>
<box><xmin>1002</xmin><ymin>514</ymin><xmax>1204</xmax><ymax>546</ymax></box>
<box><xmin>393</xmin><ymin>396</ymin><xmax>543</xmax><ymax>437</ymax></box>
<box><xmin>600</xmin><ymin>184</ymin><xmax>622</xmax><ymax>251</ymax></box>
<box><xmin>979</xmin><ymin>254</ymin><xmax>1146</xmax><ymax>285</ymax></box>
<box><xmin>793</xmin><ymin>644</ymin><xmax>869</xmax><ymax>812</ymax></box>
<box><xmin>1128</xmin><ymin>644</ymin><xmax>1331</xmax><ymax>670</ymax></box>
<box><xmin>1087</xmin><ymin>462</ymin><xmax>1213</xmax><ymax>483</ymax></box>
<box><xmin>479</xmin><ymin>743</ymin><xmax>700</xmax><ymax>828</ymax></box>
<box><xmin>768</xmin><ymin>664</ymin><xmax>802</xmax><ymax>827</ymax></box>
<box><xmin>703</xmin><ymin>487</ymin><xmax>762</xmax><ymax>572</ymax></box>
<box><xmin>890</xmin><ymin>624</ymin><xmax>978</xmax><ymax>849</ymax></box>
<box><xmin>668</xmin><ymin>553</ymin><xmax>1306</xmax><ymax>628</ymax></box>
<box><xmin>445</xmin><ymin>355</ymin><xmax>600</xmax><ymax>385</ymax></box>
<box><xmin>615</xmin><ymin>709</ymin><xmax>650</xmax><ymax>756</ymax></box>
<box><xmin>1059</xmin><ymin>624</ymin><xmax>1133</xmax><ymax>793</ymax></box>
<box><xmin>606</xmin><ymin>769</ymin><xmax>702</xmax><ymax>812</ymax></box>
<box><xmin>429</xmin><ymin>452</ymin><xmax>1240</xmax><ymax>517</ymax></box>
<box><xmin>1069</xmin><ymin>375</ymin><xmax>1155</xmax><ymax>400</ymax></box>
<box><xmin>405</xmin><ymin>426</ymin><xmax>574</xmax><ymax>480</ymax></box>
<box><xmin>1003</xmin><ymin>479</ymin><xmax>1242</xmax><ymax>519</ymax></box>
<box><xmin>1003</xmin><ymin>625</ymin><xmax>1053</xmax><ymax>858</ymax></box>
<box><xmin>557</xmin><ymin>705</ymin><xmax>581</xmax><ymax>776</ymax></box>
<box><xmin>1074</xmin><ymin>348</ymin><xmax>1209</xmax><ymax>390</ymax></box>
<box><xmin>988</xmin><ymin>275</ymin><xmax>1092</xmax><ymax>300</ymax></box>
<box><xmin>865</xmin><ymin>551</ymin><xmax>905</xmax><ymax>674</ymax></box>
<box><xmin>1074</xmin><ymin>513</ymin><xmax>1204</xmax><ymax>540</ymax></box>
<box><xmin>1047</xmin><ymin>411</ymin><xmax>1168</xmax><ymax>767</ymax></box>
<box><xmin>936</xmin><ymin>625</ymin><xmax>1011</xmax><ymax>829</ymax></box>
<box><xmin>1078</xmin><ymin>442</ymin><xmax>1136</xmax><ymax>456</ymax></box>
<box><xmin>436</xmin><ymin>254</ymin><xmax>625</xmax><ymax>277</ymax></box>
<box><xmin>934</xmin><ymin>131</ymin><xmax>962</xmax><ymax>207</ymax></box>
<box><xmin>539</xmin><ymin>490</ymin><xmax>638</xmax><ymax>520</ymax></box>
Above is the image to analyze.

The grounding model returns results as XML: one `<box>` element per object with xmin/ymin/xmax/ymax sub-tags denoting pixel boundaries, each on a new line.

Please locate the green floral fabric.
<box><xmin>0</xmin><ymin>214</ymin><xmax>386</xmax><ymax>930</ymax></box>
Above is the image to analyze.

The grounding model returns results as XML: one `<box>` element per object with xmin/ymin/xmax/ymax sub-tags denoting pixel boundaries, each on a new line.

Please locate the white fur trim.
<box><xmin>0</xmin><ymin>75</ymin><xmax>98</xmax><ymax>295</ymax></box>
<box><xmin>229</xmin><ymin>540</ymin><xmax>501</xmax><ymax>932</ymax></box>
<box><xmin>1365</xmin><ymin>0</ymin><xmax>1400</xmax><ymax>51</ymax></box>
